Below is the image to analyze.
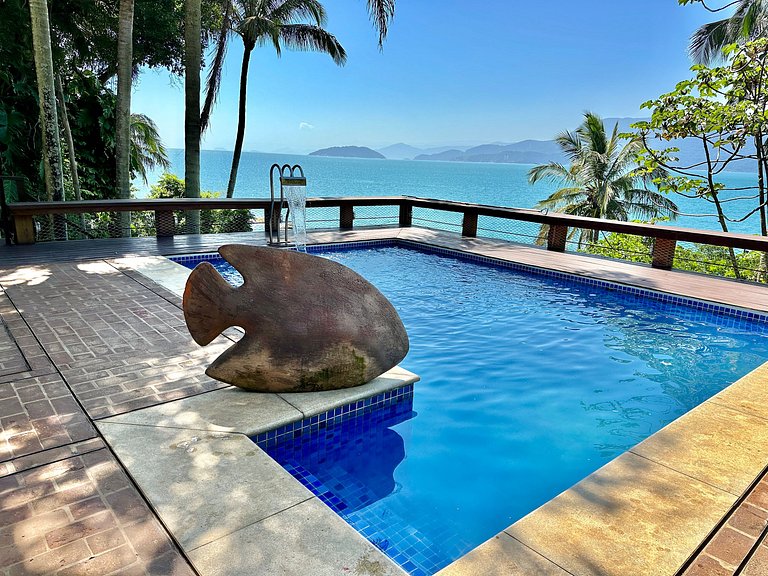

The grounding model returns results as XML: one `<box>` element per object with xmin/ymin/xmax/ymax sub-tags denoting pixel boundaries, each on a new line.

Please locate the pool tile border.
<box><xmin>171</xmin><ymin>239</ymin><xmax>768</xmax><ymax>326</ymax></box>
<box><xmin>253</xmin><ymin>384</ymin><xmax>414</xmax><ymax>449</ymax></box>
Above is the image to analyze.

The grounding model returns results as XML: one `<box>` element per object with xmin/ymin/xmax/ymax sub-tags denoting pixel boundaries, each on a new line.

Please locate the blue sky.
<box><xmin>132</xmin><ymin>0</ymin><xmax>717</xmax><ymax>154</ymax></box>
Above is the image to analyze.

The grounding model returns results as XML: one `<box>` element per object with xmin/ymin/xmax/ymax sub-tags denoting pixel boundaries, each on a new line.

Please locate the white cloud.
<box><xmin>299</xmin><ymin>122</ymin><xmax>315</xmax><ymax>131</ymax></box>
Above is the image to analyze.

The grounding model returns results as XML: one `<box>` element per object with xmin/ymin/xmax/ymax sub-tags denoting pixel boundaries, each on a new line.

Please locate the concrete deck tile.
<box><xmin>278</xmin><ymin>365</ymin><xmax>420</xmax><ymax>418</ymax></box>
<box><xmin>708</xmin><ymin>362</ymin><xmax>768</xmax><ymax>421</ymax></box>
<box><xmin>631</xmin><ymin>399</ymin><xmax>768</xmax><ymax>496</ymax></box>
<box><xmin>506</xmin><ymin>451</ymin><xmax>736</xmax><ymax>576</ymax></box>
<box><xmin>188</xmin><ymin>497</ymin><xmax>406</xmax><ymax>576</ymax></box>
<box><xmin>436</xmin><ymin>533</ymin><xmax>569</xmax><ymax>576</ymax></box>
<box><xmin>110</xmin><ymin>256</ymin><xmax>193</xmax><ymax>298</ymax></box>
<box><xmin>97</xmin><ymin>422</ymin><xmax>313</xmax><ymax>550</ymax></box>
<box><xmin>97</xmin><ymin>387</ymin><xmax>303</xmax><ymax>436</ymax></box>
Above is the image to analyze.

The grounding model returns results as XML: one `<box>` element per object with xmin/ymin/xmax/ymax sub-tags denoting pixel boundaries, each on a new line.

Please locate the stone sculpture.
<box><xmin>183</xmin><ymin>244</ymin><xmax>409</xmax><ymax>392</ymax></box>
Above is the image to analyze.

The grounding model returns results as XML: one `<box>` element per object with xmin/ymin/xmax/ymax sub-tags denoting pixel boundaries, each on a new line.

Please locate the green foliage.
<box><xmin>632</xmin><ymin>39</ymin><xmax>768</xmax><ymax>279</ymax></box>
<box><xmin>132</xmin><ymin>173</ymin><xmax>252</xmax><ymax>235</ymax></box>
<box><xmin>586</xmin><ymin>230</ymin><xmax>764</xmax><ymax>281</ymax></box>
<box><xmin>586</xmin><ymin>232</ymin><xmax>653</xmax><ymax>264</ymax></box>
<box><xmin>0</xmin><ymin>0</ymin><xmax>215</xmax><ymax>200</ymax></box>
<box><xmin>680</xmin><ymin>0</ymin><xmax>768</xmax><ymax>64</ymax></box>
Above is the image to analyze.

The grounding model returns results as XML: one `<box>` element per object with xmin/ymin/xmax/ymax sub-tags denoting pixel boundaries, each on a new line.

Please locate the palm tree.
<box><xmin>130</xmin><ymin>114</ymin><xmax>171</xmax><ymax>185</ymax></box>
<box><xmin>690</xmin><ymin>0</ymin><xmax>768</xmax><ymax>63</ymax></box>
<box><xmin>185</xmin><ymin>0</ymin><xmax>202</xmax><ymax>233</ymax></box>
<box><xmin>221</xmin><ymin>0</ymin><xmax>346</xmax><ymax>197</ymax></box>
<box><xmin>200</xmin><ymin>0</ymin><xmax>394</xmax><ymax>135</ymax></box>
<box><xmin>28</xmin><ymin>0</ymin><xmax>64</xmax><ymax>203</ymax></box>
<box><xmin>529</xmin><ymin>112</ymin><xmax>678</xmax><ymax>248</ymax></box>
<box><xmin>115</xmin><ymin>0</ymin><xmax>134</xmax><ymax>236</ymax></box>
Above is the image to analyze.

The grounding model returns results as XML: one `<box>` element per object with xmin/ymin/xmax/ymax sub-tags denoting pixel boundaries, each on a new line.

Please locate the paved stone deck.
<box><xmin>1</xmin><ymin>227</ymin><xmax>768</xmax><ymax>575</ymax></box>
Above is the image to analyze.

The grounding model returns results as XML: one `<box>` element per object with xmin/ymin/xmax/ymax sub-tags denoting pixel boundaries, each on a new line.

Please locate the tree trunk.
<box><xmin>28</xmin><ymin>0</ymin><xmax>65</xmax><ymax>240</ymax></box>
<box><xmin>116</xmin><ymin>0</ymin><xmax>134</xmax><ymax>237</ymax></box>
<box><xmin>184</xmin><ymin>0</ymin><xmax>201</xmax><ymax>233</ymax></box>
<box><xmin>702</xmin><ymin>139</ymin><xmax>740</xmax><ymax>278</ymax></box>
<box><xmin>55</xmin><ymin>74</ymin><xmax>87</xmax><ymax>233</ymax></box>
<box><xmin>757</xmin><ymin>133</ymin><xmax>768</xmax><ymax>282</ymax></box>
<box><xmin>226</xmin><ymin>44</ymin><xmax>253</xmax><ymax>199</ymax></box>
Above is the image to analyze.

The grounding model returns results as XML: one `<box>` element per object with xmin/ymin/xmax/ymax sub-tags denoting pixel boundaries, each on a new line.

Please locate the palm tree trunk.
<box><xmin>28</xmin><ymin>0</ymin><xmax>66</xmax><ymax>240</ymax></box>
<box><xmin>55</xmin><ymin>75</ymin><xmax>81</xmax><ymax>202</ymax></box>
<box><xmin>55</xmin><ymin>74</ymin><xmax>86</xmax><ymax>233</ymax></box>
<box><xmin>28</xmin><ymin>0</ymin><xmax>64</xmax><ymax>203</ymax></box>
<box><xmin>184</xmin><ymin>0</ymin><xmax>201</xmax><ymax>233</ymax></box>
<box><xmin>226</xmin><ymin>43</ymin><xmax>253</xmax><ymax>199</ymax></box>
<box><xmin>116</xmin><ymin>0</ymin><xmax>134</xmax><ymax>237</ymax></box>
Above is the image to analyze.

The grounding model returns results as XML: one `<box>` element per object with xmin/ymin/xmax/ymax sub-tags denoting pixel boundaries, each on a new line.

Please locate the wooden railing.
<box><xmin>5</xmin><ymin>195</ymin><xmax>768</xmax><ymax>271</ymax></box>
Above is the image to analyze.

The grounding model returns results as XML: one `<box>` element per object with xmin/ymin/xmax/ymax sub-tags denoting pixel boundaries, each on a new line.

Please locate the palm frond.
<box><xmin>270</xmin><ymin>0</ymin><xmax>326</xmax><ymax>26</ymax></box>
<box><xmin>201</xmin><ymin>0</ymin><xmax>233</xmax><ymax>133</ymax></box>
<box><xmin>367</xmin><ymin>0</ymin><xmax>395</xmax><ymax>48</ymax></box>
<box><xmin>579</xmin><ymin>112</ymin><xmax>608</xmax><ymax>154</ymax></box>
<box><xmin>277</xmin><ymin>24</ymin><xmax>347</xmax><ymax>65</ymax></box>
<box><xmin>129</xmin><ymin>114</ymin><xmax>170</xmax><ymax>185</ymax></box>
<box><xmin>554</xmin><ymin>130</ymin><xmax>583</xmax><ymax>161</ymax></box>
<box><xmin>690</xmin><ymin>18</ymin><xmax>731</xmax><ymax>64</ymax></box>
<box><xmin>528</xmin><ymin>162</ymin><xmax>573</xmax><ymax>185</ymax></box>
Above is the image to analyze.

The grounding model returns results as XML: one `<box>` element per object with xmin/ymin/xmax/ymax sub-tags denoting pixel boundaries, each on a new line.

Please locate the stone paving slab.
<box><xmin>97</xmin><ymin>387</ymin><xmax>302</xmax><ymax>436</ymax></box>
<box><xmin>0</xmin><ymin>260</ymin><xmax>230</xmax><ymax>420</ymax></box>
<box><xmin>96</xmin><ymin>422</ymin><xmax>314</xmax><ymax>551</ymax></box>
<box><xmin>0</xmin><ymin>316</ymin><xmax>28</xmax><ymax>379</ymax></box>
<box><xmin>0</xmin><ymin>448</ymin><xmax>195</xmax><ymax>576</ymax></box>
<box><xmin>188</xmin><ymin>497</ymin><xmax>404</xmax><ymax>576</ymax></box>
<box><xmin>0</xmin><ymin>373</ymin><xmax>97</xmax><ymax>466</ymax></box>
<box><xmin>505</xmin><ymin>451</ymin><xmax>736</xmax><ymax>576</ymax></box>
<box><xmin>0</xmin><ymin>438</ymin><xmax>105</xmax><ymax>479</ymax></box>
<box><xmin>0</xmin><ymin>290</ymin><xmax>55</xmax><ymax>384</ymax></box>
<box><xmin>435</xmin><ymin>533</ymin><xmax>569</xmax><ymax>576</ymax></box>
<box><xmin>681</xmin><ymin>469</ymin><xmax>768</xmax><ymax>575</ymax></box>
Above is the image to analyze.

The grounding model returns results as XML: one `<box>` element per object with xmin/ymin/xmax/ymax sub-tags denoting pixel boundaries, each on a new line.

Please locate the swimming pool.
<box><xmin>175</xmin><ymin>243</ymin><xmax>768</xmax><ymax>575</ymax></box>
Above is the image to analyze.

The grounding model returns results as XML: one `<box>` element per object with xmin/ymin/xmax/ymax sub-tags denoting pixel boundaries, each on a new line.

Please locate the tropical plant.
<box><xmin>130</xmin><ymin>114</ymin><xmax>171</xmax><ymax>185</ymax></box>
<box><xmin>200</xmin><ymin>0</ymin><xmax>395</xmax><ymax>135</ymax></box>
<box><xmin>215</xmin><ymin>0</ymin><xmax>347</xmax><ymax>197</ymax></box>
<box><xmin>682</xmin><ymin>0</ymin><xmax>768</xmax><ymax>63</ymax></box>
<box><xmin>131</xmin><ymin>173</ymin><xmax>251</xmax><ymax>235</ymax></box>
<box><xmin>529</xmin><ymin>112</ymin><xmax>678</xmax><ymax>248</ymax></box>
<box><xmin>633</xmin><ymin>39</ymin><xmax>768</xmax><ymax>279</ymax></box>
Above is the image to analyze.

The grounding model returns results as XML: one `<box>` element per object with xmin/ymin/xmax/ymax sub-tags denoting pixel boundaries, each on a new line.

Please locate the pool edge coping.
<box><xmin>115</xmin><ymin>228</ymin><xmax>768</xmax><ymax>576</ymax></box>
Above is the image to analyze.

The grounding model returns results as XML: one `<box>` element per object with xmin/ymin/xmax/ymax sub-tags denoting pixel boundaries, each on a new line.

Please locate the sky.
<box><xmin>132</xmin><ymin>0</ymin><xmax>719</xmax><ymax>154</ymax></box>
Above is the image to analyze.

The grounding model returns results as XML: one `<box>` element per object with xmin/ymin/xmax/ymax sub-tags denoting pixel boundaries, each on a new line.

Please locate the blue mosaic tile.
<box><xmin>170</xmin><ymin>238</ymin><xmax>768</xmax><ymax>328</ymax></box>
<box><xmin>251</xmin><ymin>384</ymin><xmax>462</xmax><ymax>576</ymax></box>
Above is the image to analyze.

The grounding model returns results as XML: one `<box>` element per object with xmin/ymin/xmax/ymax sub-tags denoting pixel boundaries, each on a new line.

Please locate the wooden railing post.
<box><xmin>547</xmin><ymin>224</ymin><xmax>568</xmax><ymax>252</ymax></box>
<box><xmin>340</xmin><ymin>205</ymin><xmax>354</xmax><ymax>230</ymax></box>
<box><xmin>13</xmin><ymin>215</ymin><xmax>35</xmax><ymax>244</ymax></box>
<box><xmin>155</xmin><ymin>210</ymin><xmax>175</xmax><ymax>238</ymax></box>
<box><xmin>399</xmin><ymin>201</ymin><xmax>412</xmax><ymax>228</ymax></box>
<box><xmin>652</xmin><ymin>238</ymin><xmax>677</xmax><ymax>270</ymax></box>
<box><xmin>462</xmin><ymin>210</ymin><xmax>478</xmax><ymax>237</ymax></box>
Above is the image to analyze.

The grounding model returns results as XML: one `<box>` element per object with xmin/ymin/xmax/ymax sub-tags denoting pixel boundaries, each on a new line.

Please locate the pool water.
<box><xmin>183</xmin><ymin>245</ymin><xmax>768</xmax><ymax>575</ymax></box>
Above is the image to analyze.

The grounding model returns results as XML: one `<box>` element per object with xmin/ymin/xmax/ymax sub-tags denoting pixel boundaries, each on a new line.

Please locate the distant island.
<box><xmin>309</xmin><ymin>146</ymin><xmax>385</xmax><ymax>159</ymax></box>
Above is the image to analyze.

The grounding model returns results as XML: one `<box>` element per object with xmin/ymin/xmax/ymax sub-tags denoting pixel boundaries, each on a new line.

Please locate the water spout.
<box><xmin>284</xmin><ymin>184</ymin><xmax>307</xmax><ymax>252</ymax></box>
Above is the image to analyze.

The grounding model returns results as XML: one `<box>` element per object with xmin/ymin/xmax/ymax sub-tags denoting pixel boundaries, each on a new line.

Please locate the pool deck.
<box><xmin>1</xmin><ymin>226</ymin><xmax>768</xmax><ymax>575</ymax></box>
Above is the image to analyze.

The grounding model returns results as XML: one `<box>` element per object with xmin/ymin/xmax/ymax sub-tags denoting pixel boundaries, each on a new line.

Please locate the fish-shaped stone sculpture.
<box><xmin>183</xmin><ymin>244</ymin><xmax>409</xmax><ymax>392</ymax></box>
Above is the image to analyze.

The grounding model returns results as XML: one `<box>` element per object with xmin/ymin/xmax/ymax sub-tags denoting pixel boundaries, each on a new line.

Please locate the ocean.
<box><xmin>137</xmin><ymin>149</ymin><xmax>763</xmax><ymax>235</ymax></box>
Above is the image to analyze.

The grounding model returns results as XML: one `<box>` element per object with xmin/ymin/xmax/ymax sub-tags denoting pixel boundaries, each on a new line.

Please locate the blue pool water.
<box><xmin>176</xmin><ymin>245</ymin><xmax>768</xmax><ymax>575</ymax></box>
